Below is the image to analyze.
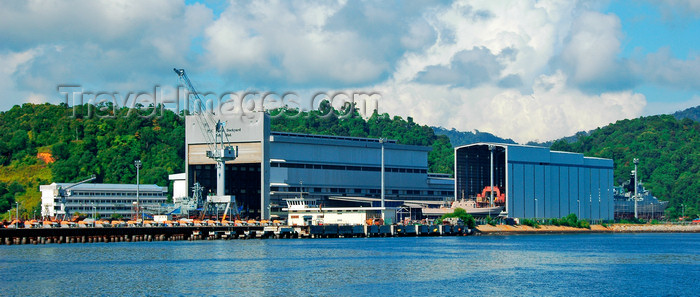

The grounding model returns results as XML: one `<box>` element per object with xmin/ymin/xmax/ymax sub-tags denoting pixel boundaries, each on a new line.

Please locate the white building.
<box><xmin>169</xmin><ymin>173</ymin><xmax>187</xmax><ymax>204</ymax></box>
<box><xmin>40</xmin><ymin>183</ymin><xmax>168</xmax><ymax>219</ymax></box>
<box><xmin>283</xmin><ymin>198</ymin><xmax>396</xmax><ymax>226</ymax></box>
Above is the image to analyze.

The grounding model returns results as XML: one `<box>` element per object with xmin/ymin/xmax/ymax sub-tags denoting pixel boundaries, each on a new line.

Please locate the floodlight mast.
<box><xmin>174</xmin><ymin>68</ymin><xmax>239</xmax><ymax>219</ymax></box>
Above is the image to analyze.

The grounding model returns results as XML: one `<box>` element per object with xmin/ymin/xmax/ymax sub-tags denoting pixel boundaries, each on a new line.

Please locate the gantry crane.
<box><xmin>174</xmin><ymin>68</ymin><xmax>239</xmax><ymax>221</ymax></box>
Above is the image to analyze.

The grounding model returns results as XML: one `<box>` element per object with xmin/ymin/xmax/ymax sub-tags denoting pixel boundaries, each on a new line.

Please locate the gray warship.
<box><xmin>614</xmin><ymin>173</ymin><xmax>668</xmax><ymax>220</ymax></box>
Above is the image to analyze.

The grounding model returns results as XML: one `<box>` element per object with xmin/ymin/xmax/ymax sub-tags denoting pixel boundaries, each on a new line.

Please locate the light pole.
<box><xmin>379</xmin><ymin>138</ymin><xmax>386</xmax><ymax>209</ymax></box>
<box><xmin>577</xmin><ymin>199</ymin><xmax>580</xmax><ymax>218</ymax></box>
<box><xmin>633</xmin><ymin>158</ymin><xmax>639</xmax><ymax>219</ymax></box>
<box><xmin>681</xmin><ymin>203</ymin><xmax>685</xmax><ymax>219</ymax></box>
<box><xmin>134</xmin><ymin>160</ymin><xmax>142</xmax><ymax>221</ymax></box>
<box><xmin>488</xmin><ymin>145</ymin><xmax>495</xmax><ymax>207</ymax></box>
<box><xmin>92</xmin><ymin>203</ymin><xmax>96</xmax><ymax>227</ymax></box>
<box><xmin>534</xmin><ymin>198</ymin><xmax>538</xmax><ymax>222</ymax></box>
<box><xmin>15</xmin><ymin>202</ymin><xmax>20</xmax><ymax>228</ymax></box>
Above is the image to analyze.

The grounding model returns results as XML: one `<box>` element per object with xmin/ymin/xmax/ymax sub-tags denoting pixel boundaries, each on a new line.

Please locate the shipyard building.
<box><xmin>40</xmin><ymin>183</ymin><xmax>168</xmax><ymax>219</ymax></box>
<box><xmin>454</xmin><ymin>143</ymin><xmax>614</xmax><ymax>220</ymax></box>
<box><xmin>185</xmin><ymin>112</ymin><xmax>454</xmax><ymax>220</ymax></box>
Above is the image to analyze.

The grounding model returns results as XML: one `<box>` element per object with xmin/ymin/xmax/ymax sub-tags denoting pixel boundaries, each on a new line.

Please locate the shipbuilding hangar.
<box><xmin>186</xmin><ymin>111</ymin><xmax>455</xmax><ymax>220</ymax></box>
<box><xmin>186</xmin><ymin>112</ymin><xmax>271</xmax><ymax>220</ymax></box>
<box><xmin>454</xmin><ymin>143</ymin><xmax>614</xmax><ymax>220</ymax></box>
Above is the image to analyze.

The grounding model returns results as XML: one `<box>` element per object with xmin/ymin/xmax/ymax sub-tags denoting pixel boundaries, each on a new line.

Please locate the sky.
<box><xmin>0</xmin><ymin>0</ymin><xmax>699</xmax><ymax>143</ymax></box>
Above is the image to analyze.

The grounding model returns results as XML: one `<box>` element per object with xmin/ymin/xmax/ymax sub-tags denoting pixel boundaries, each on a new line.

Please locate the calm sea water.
<box><xmin>1</xmin><ymin>233</ymin><xmax>698</xmax><ymax>296</ymax></box>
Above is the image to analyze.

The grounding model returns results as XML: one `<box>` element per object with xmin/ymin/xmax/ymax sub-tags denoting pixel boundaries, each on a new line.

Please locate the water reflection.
<box><xmin>1</xmin><ymin>234</ymin><xmax>698</xmax><ymax>296</ymax></box>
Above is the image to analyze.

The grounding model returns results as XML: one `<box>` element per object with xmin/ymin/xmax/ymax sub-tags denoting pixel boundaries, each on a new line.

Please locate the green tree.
<box><xmin>440</xmin><ymin>208</ymin><xmax>476</xmax><ymax>229</ymax></box>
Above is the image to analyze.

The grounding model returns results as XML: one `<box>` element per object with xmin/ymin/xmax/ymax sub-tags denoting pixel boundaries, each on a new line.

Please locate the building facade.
<box><xmin>185</xmin><ymin>112</ymin><xmax>454</xmax><ymax>220</ymax></box>
<box><xmin>454</xmin><ymin>143</ymin><xmax>614</xmax><ymax>220</ymax></box>
<box><xmin>40</xmin><ymin>183</ymin><xmax>168</xmax><ymax>219</ymax></box>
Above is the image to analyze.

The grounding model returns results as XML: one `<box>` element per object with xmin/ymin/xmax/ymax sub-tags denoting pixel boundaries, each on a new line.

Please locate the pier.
<box><xmin>0</xmin><ymin>224</ymin><xmax>473</xmax><ymax>245</ymax></box>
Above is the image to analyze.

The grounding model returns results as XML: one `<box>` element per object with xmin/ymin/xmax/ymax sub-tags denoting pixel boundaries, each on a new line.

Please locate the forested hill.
<box><xmin>432</xmin><ymin>126</ymin><xmax>516</xmax><ymax>147</ymax></box>
<box><xmin>550</xmin><ymin>115</ymin><xmax>699</xmax><ymax>218</ymax></box>
<box><xmin>673</xmin><ymin>105</ymin><xmax>700</xmax><ymax>122</ymax></box>
<box><xmin>0</xmin><ymin>103</ymin><xmax>456</xmax><ymax>218</ymax></box>
<box><xmin>0</xmin><ymin>103</ymin><xmax>185</xmax><ymax>217</ymax></box>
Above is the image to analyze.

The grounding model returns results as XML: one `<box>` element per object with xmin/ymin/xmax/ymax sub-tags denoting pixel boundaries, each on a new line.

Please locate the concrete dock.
<box><xmin>0</xmin><ymin>224</ymin><xmax>473</xmax><ymax>245</ymax></box>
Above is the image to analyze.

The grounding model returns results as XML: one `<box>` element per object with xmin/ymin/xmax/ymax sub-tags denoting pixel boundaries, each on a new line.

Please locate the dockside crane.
<box><xmin>55</xmin><ymin>174</ymin><xmax>97</xmax><ymax>221</ymax></box>
<box><xmin>174</xmin><ymin>68</ymin><xmax>239</xmax><ymax>221</ymax></box>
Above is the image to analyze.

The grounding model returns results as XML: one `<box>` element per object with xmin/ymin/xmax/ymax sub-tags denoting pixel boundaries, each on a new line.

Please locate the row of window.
<box><xmin>271</xmin><ymin>186</ymin><xmax>453</xmax><ymax>196</ymax></box>
<box><xmin>71</xmin><ymin>191</ymin><xmax>165</xmax><ymax>197</ymax></box>
<box><xmin>193</xmin><ymin>165</ymin><xmax>261</xmax><ymax>172</ymax></box>
<box><xmin>55</xmin><ymin>206</ymin><xmax>136</xmax><ymax>211</ymax></box>
<box><xmin>56</xmin><ymin>199</ymin><xmax>165</xmax><ymax>204</ymax></box>
<box><xmin>270</xmin><ymin>162</ymin><xmax>428</xmax><ymax>174</ymax></box>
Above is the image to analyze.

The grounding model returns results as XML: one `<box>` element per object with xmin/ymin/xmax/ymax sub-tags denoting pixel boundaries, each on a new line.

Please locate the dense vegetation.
<box><xmin>551</xmin><ymin>115</ymin><xmax>700</xmax><ymax>219</ymax></box>
<box><xmin>0</xmin><ymin>103</ymin><xmax>185</xmax><ymax>218</ymax></box>
<box><xmin>521</xmin><ymin>214</ymin><xmax>591</xmax><ymax>229</ymax></box>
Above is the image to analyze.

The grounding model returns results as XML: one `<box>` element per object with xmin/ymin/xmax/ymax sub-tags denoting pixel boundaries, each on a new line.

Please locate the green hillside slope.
<box><xmin>551</xmin><ymin>115</ymin><xmax>699</xmax><ymax>219</ymax></box>
<box><xmin>0</xmin><ymin>103</ymin><xmax>185</xmax><ymax>219</ymax></box>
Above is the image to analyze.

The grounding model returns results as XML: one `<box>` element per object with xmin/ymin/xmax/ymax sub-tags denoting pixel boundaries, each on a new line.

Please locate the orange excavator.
<box><xmin>476</xmin><ymin>186</ymin><xmax>506</xmax><ymax>205</ymax></box>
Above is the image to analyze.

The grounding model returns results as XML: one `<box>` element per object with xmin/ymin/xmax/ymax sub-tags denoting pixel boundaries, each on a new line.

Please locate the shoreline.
<box><xmin>476</xmin><ymin>223</ymin><xmax>700</xmax><ymax>235</ymax></box>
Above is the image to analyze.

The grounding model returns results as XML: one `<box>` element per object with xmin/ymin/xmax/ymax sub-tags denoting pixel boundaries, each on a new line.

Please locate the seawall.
<box><xmin>476</xmin><ymin>223</ymin><xmax>700</xmax><ymax>234</ymax></box>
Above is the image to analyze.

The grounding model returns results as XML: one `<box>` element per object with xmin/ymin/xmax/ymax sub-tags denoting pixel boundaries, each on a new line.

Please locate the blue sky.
<box><xmin>0</xmin><ymin>0</ymin><xmax>698</xmax><ymax>143</ymax></box>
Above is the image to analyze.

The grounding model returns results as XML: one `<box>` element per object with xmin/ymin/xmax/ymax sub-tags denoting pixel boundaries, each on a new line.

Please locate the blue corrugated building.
<box><xmin>455</xmin><ymin>143</ymin><xmax>614</xmax><ymax>220</ymax></box>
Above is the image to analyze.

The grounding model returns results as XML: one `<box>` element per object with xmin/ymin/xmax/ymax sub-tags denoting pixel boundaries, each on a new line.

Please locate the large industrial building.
<box><xmin>454</xmin><ymin>143</ymin><xmax>614</xmax><ymax>220</ymax></box>
<box><xmin>185</xmin><ymin>112</ymin><xmax>454</xmax><ymax>220</ymax></box>
<box><xmin>185</xmin><ymin>111</ymin><xmax>616</xmax><ymax>221</ymax></box>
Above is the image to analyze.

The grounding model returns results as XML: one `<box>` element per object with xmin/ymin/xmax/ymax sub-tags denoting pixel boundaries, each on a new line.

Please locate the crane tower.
<box><xmin>174</xmin><ymin>68</ymin><xmax>239</xmax><ymax>220</ymax></box>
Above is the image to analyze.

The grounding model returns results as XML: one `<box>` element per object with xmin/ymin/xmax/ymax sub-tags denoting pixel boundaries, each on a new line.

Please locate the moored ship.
<box><xmin>422</xmin><ymin>186</ymin><xmax>505</xmax><ymax>218</ymax></box>
<box><xmin>614</xmin><ymin>174</ymin><xmax>668</xmax><ymax>220</ymax></box>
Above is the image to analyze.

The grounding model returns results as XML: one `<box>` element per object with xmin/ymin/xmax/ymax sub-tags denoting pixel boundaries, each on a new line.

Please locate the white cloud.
<box><xmin>375</xmin><ymin>1</ymin><xmax>650</xmax><ymax>142</ymax></box>
<box><xmin>0</xmin><ymin>0</ymin><xmax>213</xmax><ymax>109</ymax></box>
<box><xmin>0</xmin><ymin>47</ymin><xmax>42</xmax><ymax>110</ymax></box>
<box><xmin>377</xmin><ymin>71</ymin><xmax>646</xmax><ymax>143</ymax></box>
<box><xmin>637</xmin><ymin>48</ymin><xmax>700</xmax><ymax>89</ymax></box>
<box><xmin>560</xmin><ymin>11</ymin><xmax>622</xmax><ymax>85</ymax></box>
<box><xmin>0</xmin><ymin>0</ymin><xmax>695</xmax><ymax>144</ymax></box>
<box><xmin>659</xmin><ymin>0</ymin><xmax>700</xmax><ymax>17</ymax></box>
<box><xmin>203</xmin><ymin>1</ymin><xmax>378</xmax><ymax>86</ymax></box>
